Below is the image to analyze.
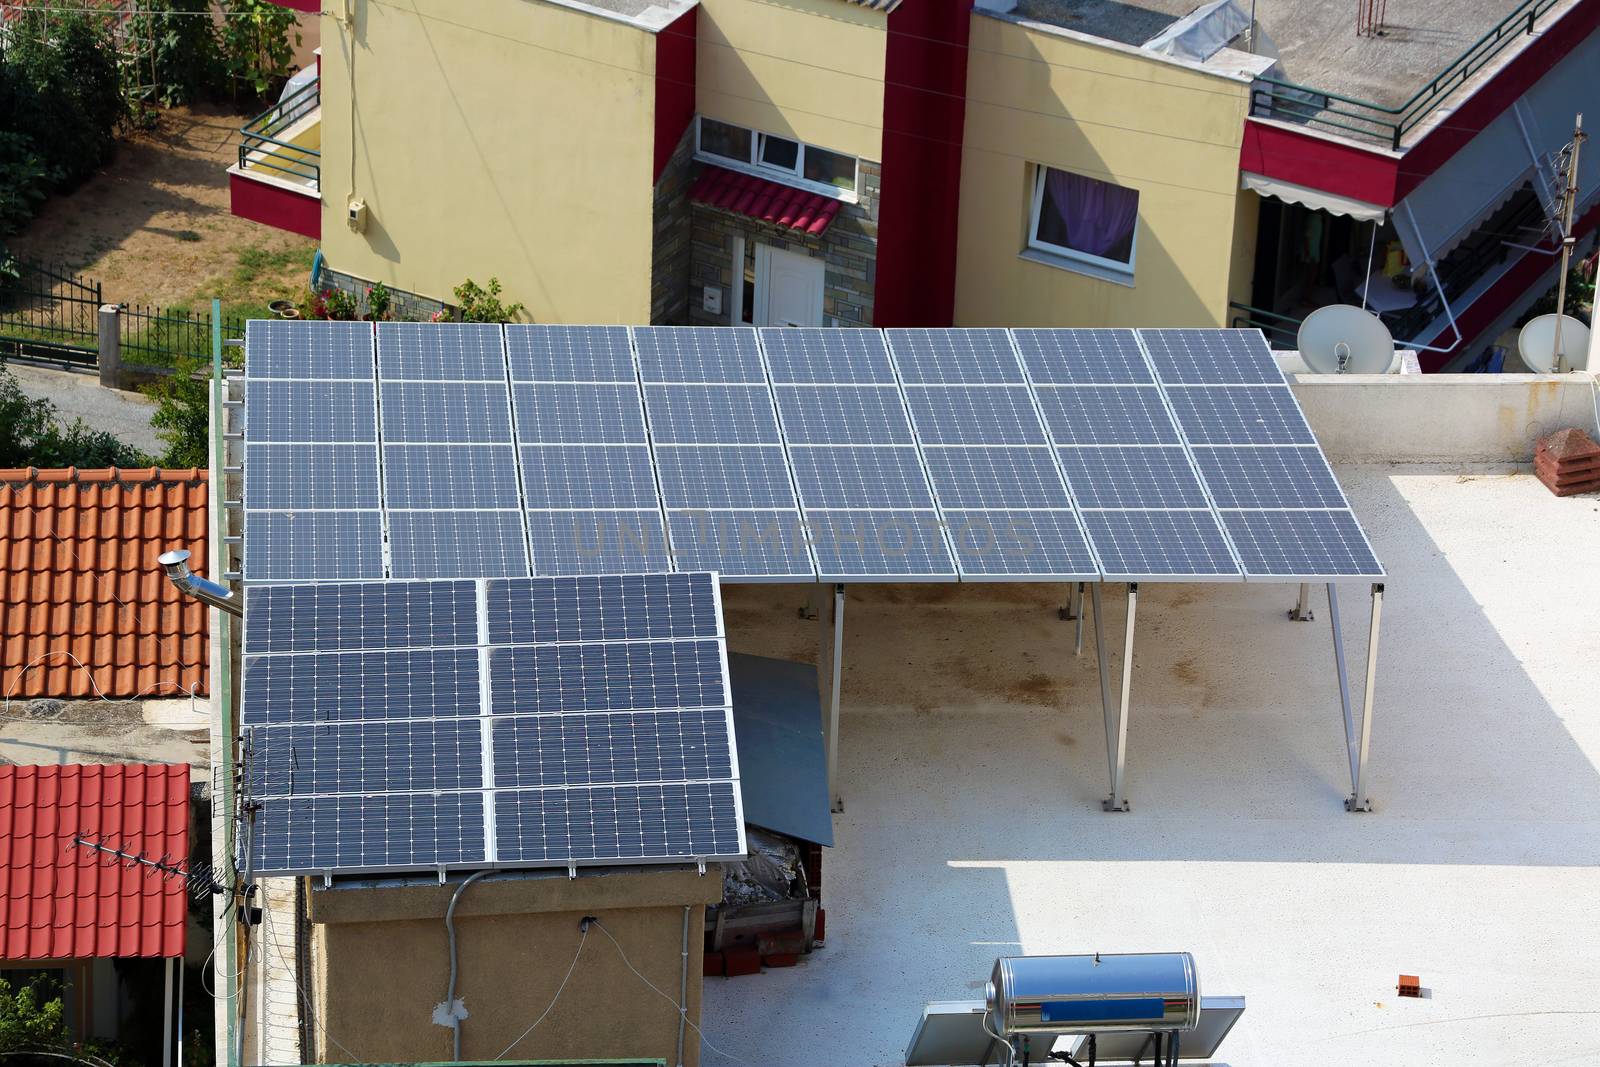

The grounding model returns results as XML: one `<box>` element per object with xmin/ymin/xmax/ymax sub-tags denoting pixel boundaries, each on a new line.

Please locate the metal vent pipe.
<box><xmin>159</xmin><ymin>549</ymin><xmax>243</xmax><ymax>617</ymax></box>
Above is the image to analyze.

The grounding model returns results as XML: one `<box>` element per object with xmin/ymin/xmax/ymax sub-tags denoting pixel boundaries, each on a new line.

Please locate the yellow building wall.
<box><xmin>318</xmin><ymin>0</ymin><xmax>662</xmax><ymax>321</ymax></box>
<box><xmin>954</xmin><ymin>17</ymin><xmax>1252</xmax><ymax>328</ymax></box>
<box><xmin>695</xmin><ymin>0</ymin><xmax>885</xmax><ymax>162</ymax></box>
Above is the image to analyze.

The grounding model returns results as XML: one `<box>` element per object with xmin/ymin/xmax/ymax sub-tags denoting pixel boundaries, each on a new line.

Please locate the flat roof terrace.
<box><xmin>700</xmin><ymin>374</ymin><xmax>1600</xmax><ymax>1065</ymax></box>
<box><xmin>1007</xmin><ymin>0</ymin><xmax>1581</xmax><ymax>145</ymax></box>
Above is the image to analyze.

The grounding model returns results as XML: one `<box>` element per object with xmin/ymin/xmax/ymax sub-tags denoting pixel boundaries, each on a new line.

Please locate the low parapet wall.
<box><xmin>1292</xmin><ymin>372</ymin><xmax>1600</xmax><ymax>464</ymax></box>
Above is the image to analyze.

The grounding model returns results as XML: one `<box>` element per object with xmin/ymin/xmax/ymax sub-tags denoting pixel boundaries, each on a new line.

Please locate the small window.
<box><xmin>759</xmin><ymin>133</ymin><xmax>800</xmax><ymax>173</ymax></box>
<box><xmin>700</xmin><ymin>118</ymin><xmax>752</xmax><ymax>165</ymax></box>
<box><xmin>1030</xmin><ymin>166</ymin><xmax>1139</xmax><ymax>272</ymax></box>
<box><xmin>803</xmin><ymin>145</ymin><xmax>856</xmax><ymax>192</ymax></box>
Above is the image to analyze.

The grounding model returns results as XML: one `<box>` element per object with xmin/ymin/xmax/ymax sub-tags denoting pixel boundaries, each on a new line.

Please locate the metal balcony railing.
<box><xmin>1228</xmin><ymin>303</ymin><xmax>1303</xmax><ymax>349</ymax></box>
<box><xmin>1248</xmin><ymin>0</ymin><xmax>1563</xmax><ymax>149</ymax></box>
<box><xmin>237</xmin><ymin>76</ymin><xmax>320</xmax><ymax>186</ymax></box>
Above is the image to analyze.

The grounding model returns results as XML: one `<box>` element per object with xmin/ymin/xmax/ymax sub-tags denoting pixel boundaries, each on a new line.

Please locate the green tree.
<box><xmin>0</xmin><ymin>13</ymin><xmax>123</xmax><ymax>188</ymax></box>
<box><xmin>0</xmin><ymin>360</ymin><xmax>150</xmax><ymax>468</ymax></box>
<box><xmin>219</xmin><ymin>0</ymin><xmax>300</xmax><ymax>99</ymax></box>
<box><xmin>0</xmin><ymin>974</ymin><xmax>67</xmax><ymax>1055</ymax></box>
<box><xmin>145</xmin><ymin>357</ymin><xmax>211</xmax><ymax>468</ymax></box>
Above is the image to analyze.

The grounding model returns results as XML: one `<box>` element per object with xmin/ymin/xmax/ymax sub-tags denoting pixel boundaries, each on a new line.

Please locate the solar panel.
<box><xmin>376</xmin><ymin>322</ymin><xmax>507</xmax><ymax>381</ymax></box>
<box><xmin>506</xmin><ymin>324</ymin><xmax>636</xmax><ymax>383</ymax></box>
<box><xmin>903</xmin><ymin>387</ymin><xmax>1049</xmax><ymax>445</ymax></box>
<box><xmin>1056</xmin><ymin>448</ymin><xmax>1209</xmax><ymax>510</ymax></box>
<box><xmin>1164</xmin><ymin>386</ymin><xmax>1315</xmax><ymax>445</ymax></box>
<box><xmin>654</xmin><ymin>446</ymin><xmax>797</xmax><ymax>509</ymax></box>
<box><xmin>523</xmin><ymin>511</ymin><xmax>673</xmax><ymax>575</ymax></box>
<box><xmin>884</xmin><ymin>327</ymin><xmax>1025</xmax><ymax>384</ymax></box>
<box><xmin>939</xmin><ymin>509</ymin><xmax>1099</xmax><ymax>579</ymax></box>
<box><xmin>1013</xmin><ymin>328</ymin><xmax>1151</xmax><ymax>385</ymax></box>
<box><xmin>519</xmin><ymin>446</ymin><xmax>659</xmax><ymax>509</ymax></box>
<box><xmin>380</xmin><ymin>382</ymin><xmax>514</xmax><ymax>443</ymax></box>
<box><xmin>789</xmin><ymin>447</ymin><xmax>936</xmax><ymax>509</ymax></box>
<box><xmin>245</xmin><ymin>573</ymin><xmax>744</xmax><ymax>876</ymax></box>
<box><xmin>1033</xmin><ymin>386</ymin><xmax>1180</xmax><ymax>445</ymax></box>
<box><xmin>244</xmin><ymin>380</ymin><xmax>376</xmax><ymax>443</ymax></box>
<box><xmin>1137</xmin><ymin>328</ymin><xmax>1285</xmax><ymax>386</ymax></box>
<box><xmin>772</xmin><ymin>386</ymin><xmax>914</xmax><ymax>444</ymax></box>
<box><xmin>1190</xmin><ymin>446</ymin><xmax>1348</xmax><ymax>509</ymax></box>
<box><xmin>244</xmin><ymin>443</ymin><xmax>380</xmax><ymax>510</ymax></box>
<box><xmin>759</xmin><ymin>328</ymin><xmax>897</xmax><ymax>384</ymax></box>
<box><xmin>633</xmin><ymin>326</ymin><xmax>766</xmax><ymax>383</ymax></box>
<box><xmin>512</xmin><ymin>383</ymin><xmax>647</xmax><ymax>444</ymax></box>
<box><xmin>804</xmin><ymin>510</ymin><xmax>959</xmax><ymax>580</ymax></box>
<box><xmin>388</xmin><ymin>511</ymin><xmax>529</xmax><ymax>578</ymax></box>
<box><xmin>243</xmin><ymin>511</ymin><xmax>385</xmax><ymax>583</ymax></box>
<box><xmin>383</xmin><ymin>445</ymin><xmax>522</xmax><ymax>509</ymax></box>
<box><xmin>244</xmin><ymin>319</ymin><xmax>373</xmax><ymax>380</ymax></box>
<box><xmin>665</xmin><ymin>509</ymin><xmax>814</xmax><ymax>580</ymax></box>
<box><xmin>919</xmin><ymin>447</ymin><xmax>1074</xmax><ymax>509</ymax></box>
<box><xmin>1079</xmin><ymin>510</ymin><xmax>1240</xmax><ymax>581</ymax></box>
<box><xmin>1219</xmin><ymin>509</ymin><xmax>1384</xmax><ymax>579</ymax></box>
<box><xmin>644</xmin><ymin>385</ymin><xmax>781</xmax><ymax>444</ymax></box>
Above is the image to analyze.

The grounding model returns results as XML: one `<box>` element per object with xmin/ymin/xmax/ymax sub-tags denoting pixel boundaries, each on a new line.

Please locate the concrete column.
<box><xmin>97</xmin><ymin>304</ymin><xmax>121</xmax><ymax>389</ymax></box>
<box><xmin>1587</xmin><ymin>305</ymin><xmax>1599</xmax><ymax>372</ymax></box>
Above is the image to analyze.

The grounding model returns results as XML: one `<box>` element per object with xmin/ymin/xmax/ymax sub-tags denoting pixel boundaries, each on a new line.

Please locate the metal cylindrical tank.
<box><xmin>985</xmin><ymin>953</ymin><xmax>1199</xmax><ymax>1036</ymax></box>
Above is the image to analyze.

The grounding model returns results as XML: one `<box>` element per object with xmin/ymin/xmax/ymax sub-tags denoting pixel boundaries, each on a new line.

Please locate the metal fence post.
<box><xmin>97</xmin><ymin>304</ymin><xmax>122</xmax><ymax>389</ymax></box>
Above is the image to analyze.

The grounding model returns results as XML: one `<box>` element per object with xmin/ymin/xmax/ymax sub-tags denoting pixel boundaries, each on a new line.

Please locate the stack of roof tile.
<box><xmin>1535</xmin><ymin>428</ymin><xmax>1600</xmax><ymax>497</ymax></box>
<box><xmin>0</xmin><ymin>763</ymin><xmax>190</xmax><ymax>960</ymax></box>
<box><xmin>0</xmin><ymin>468</ymin><xmax>210</xmax><ymax>700</ymax></box>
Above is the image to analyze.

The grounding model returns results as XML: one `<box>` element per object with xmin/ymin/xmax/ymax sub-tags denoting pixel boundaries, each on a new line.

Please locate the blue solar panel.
<box><xmin>1079</xmin><ymin>511</ymin><xmax>1240</xmax><ymax>581</ymax></box>
<box><xmin>758</xmin><ymin>327</ymin><xmax>896</xmax><ymax>384</ymax></box>
<box><xmin>903</xmin><ymin>386</ymin><xmax>1048</xmax><ymax>445</ymax></box>
<box><xmin>1139</xmin><ymin>328</ymin><xmax>1284</xmax><ymax>386</ymax></box>
<box><xmin>377</xmin><ymin>322</ymin><xmax>506</xmax><ymax>381</ymax></box>
<box><xmin>245</xmin><ymin>320</ymin><xmax>373</xmax><ymax>380</ymax></box>
<box><xmin>494</xmin><ymin>782</ymin><xmax>742</xmax><ymax>864</ymax></box>
<box><xmin>484</xmin><ymin>572</ymin><xmax>721</xmax><ymax>645</ymax></box>
<box><xmin>523</xmin><ymin>510</ymin><xmax>672</xmax><ymax>575</ymax></box>
<box><xmin>1219</xmin><ymin>509</ymin><xmax>1383</xmax><ymax>579</ymax></box>
<box><xmin>383</xmin><ymin>444</ymin><xmax>521</xmax><ymax>508</ymax></box>
<box><xmin>243</xmin><ymin>511</ymin><xmax>385</xmax><ymax>582</ymax></box>
<box><xmin>246</xmin><ymin>380</ymin><xmax>376</xmax><ymax>442</ymax></box>
<box><xmin>884</xmin><ymin>328</ymin><xmax>1024</xmax><ymax>384</ymax></box>
<box><xmin>1013</xmin><ymin>328</ymin><xmax>1152</xmax><ymax>385</ymax></box>
<box><xmin>633</xmin><ymin>326</ymin><xmax>765</xmax><ymax>383</ymax></box>
<box><xmin>518</xmin><ymin>446</ymin><xmax>658</xmax><ymax>509</ymax></box>
<box><xmin>241</xmin><ymin>649</ymin><xmax>480</xmax><ymax>725</ymax></box>
<box><xmin>644</xmin><ymin>385</ymin><xmax>780</xmax><ymax>444</ymax></box>
<box><xmin>940</xmin><ymin>509</ymin><xmax>1097</xmax><ymax>579</ymax></box>
<box><xmin>244</xmin><ymin>580</ymin><xmax>477</xmax><ymax>654</ymax></box>
<box><xmin>492</xmin><ymin>708</ymin><xmax>732</xmax><ymax>787</ymax></box>
<box><xmin>252</xmin><ymin>791</ymin><xmax>486</xmax><ymax>874</ymax></box>
<box><xmin>489</xmin><ymin>639</ymin><xmax>725</xmax><ymax>715</ymax></box>
<box><xmin>248</xmin><ymin>718</ymin><xmax>484</xmax><ymax>797</ymax></box>
<box><xmin>389</xmin><ymin>511</ymin><xmax>529</xmax><ymax>578</ymax></box>
<box><xmin>512</xmin><ymin>383</ymin><xmax>646</xmax><ymax>444</ymax></box>
<box><xmin>804</xmin><ymin>510</ymin><xmax>956</xmax><ymax>580</ymax></box>
<box><xmin>653</xmin><ymin>446</ymin><xmax>798</xmax><ymax>510</ymax></box>
<box><xmin>1033</xmin><ymin>386</ymin><xmax>1180</xmax><ymax>445</ymax></box>
<box><xmin>380</xmin><ymin>382</ymin><xmax>513</xmax><ymax>443</ymax></box>
<box><xmin>1191</xmin><ymin>446</ymin><xmax>1348</xmax><ymax>509</ymax></box>
<box><xmin>1056</xmin><ymin>447</ymin><xmax>1208</xmax><ymax>509</ymax></box>
<box><xmin>788</xmin><ymin>447</ymin><xmax>936</xmax><ymax>509</ymax></box>
<box><xmin>920</xmin><ymin>447</ymin><xmax>1074</xmax><ymax>509</ymax></box>
<box><xmin>245</xmin><ymin>444</ymin><xmax>380</xmax><ymax>510</ymax></box>
<box><xmin>665</xmin><ymin>509</ymin><xmax>813</xmax><ymax>579</ymax></box>
<box><xmin>772</xmin><ymin>386</ymin><xmax>914</xmax><ymax>444</ymax></box>
<box><xmin>506</xmin><ymin>325</ymin><xmax>636</xmax><ymax>383</ymax></box>
<box><xmin>1165</xmin><ymin>386</ymin><xmax>1315</xmax><ymax>445</ymax></box>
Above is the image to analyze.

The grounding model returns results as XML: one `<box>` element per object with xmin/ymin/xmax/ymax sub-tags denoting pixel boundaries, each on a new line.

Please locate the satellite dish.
<box><xmin>1517</xmin><ymin>314</ymin><xmax>1590</xmax><ymax>373</ymax></box>
<box><xmin>1296</xmin><ymin>305</ymin><xmax>1395</xmax><ymax>374</ymax></box>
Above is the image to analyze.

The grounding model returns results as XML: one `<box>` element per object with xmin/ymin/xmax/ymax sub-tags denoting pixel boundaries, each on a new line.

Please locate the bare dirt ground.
<box><xmin>7</xmin><ymin>102</ymin><xmax>315</xmax><ymax>313</ymax></box>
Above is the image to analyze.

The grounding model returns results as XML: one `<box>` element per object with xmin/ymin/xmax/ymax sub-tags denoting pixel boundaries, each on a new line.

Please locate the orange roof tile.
<box><xmin>0</xmin><ymin>468</ymin><xmax>210</xmax><ymax>700</ymax></box>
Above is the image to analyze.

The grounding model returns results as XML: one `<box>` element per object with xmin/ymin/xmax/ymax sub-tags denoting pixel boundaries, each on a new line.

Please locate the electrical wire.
<box><xmin>2</xmin><ymin>650</ymin><xmax>199</xmax><ymax>716</ymax></box>
<box><xmin>588</xmin><ymin>918</ymin><xmax>741</xmax><ymax>1063</ymax></box>
<box><xmin>493</xmin><ymin>923</ymin><xmax>590</xmax><ymax>1060</ymax></box>
<box><xmin>254</xmin><ymin>890</ymin><xmax>365</xmax><ymax>1066</ymax></box>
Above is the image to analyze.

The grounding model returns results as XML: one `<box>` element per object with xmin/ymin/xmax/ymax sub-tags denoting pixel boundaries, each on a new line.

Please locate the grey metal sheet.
<box><xmin>727</xmin><ymin>652</ymin><xmax>832</xmax><ymax>846</ymax></box>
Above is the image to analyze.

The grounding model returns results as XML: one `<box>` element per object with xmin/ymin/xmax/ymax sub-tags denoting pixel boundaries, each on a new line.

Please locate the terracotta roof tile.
<box><xmin>689</xmin><ymin>165</ymin><xmax>843</xmax><ymax>236</ymax></box>
<box><xmin>0</xmin><ymin>764</ymin><xmax>189</xmax><ymax>960</ymax></box>
<box><xmin>0</xmin><ymin>468</ymin><xmax>210</xmax><ymax>700</ymax></box>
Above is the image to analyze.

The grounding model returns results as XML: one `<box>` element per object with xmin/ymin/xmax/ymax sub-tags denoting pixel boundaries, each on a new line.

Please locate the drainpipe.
<box><xmin>676</xmin><ymin>906</ymin><xmax>690</xmax><ymax>1067</ymax></box>
<box><xmin>159</xmin><ymin>549</ymin><xmax>243</xmax><ymax>617</ymax></box>
<box><xmin>445</xmin><ymin>870</ymin><xmax>491</xmax><ymax>1060</ymax></box>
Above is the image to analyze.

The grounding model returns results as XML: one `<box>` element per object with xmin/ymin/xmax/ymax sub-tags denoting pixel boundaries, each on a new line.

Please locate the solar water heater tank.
<box><xmin>986</xmin><ymin>953</ymin><xmax>1200</xmax><ymax>1036</ymax></box>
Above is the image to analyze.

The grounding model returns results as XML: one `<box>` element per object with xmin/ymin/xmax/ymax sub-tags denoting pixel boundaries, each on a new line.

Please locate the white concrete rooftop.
<box><xmin>702</xmin><ymin>445</ymin><xmax>1600</xmax><ymax>1064</ymax></box>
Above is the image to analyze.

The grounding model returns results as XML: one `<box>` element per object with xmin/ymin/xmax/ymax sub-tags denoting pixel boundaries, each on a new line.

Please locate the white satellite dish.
<box><xmin>1296</xmin><ymin>304</ymin><xmax>1394</xmax><ymax>374</ymax></box>
<box><xmin>1517</xmin><ymin>313</ymin><xmax>1590</xmax><ymax>373</ymax></box>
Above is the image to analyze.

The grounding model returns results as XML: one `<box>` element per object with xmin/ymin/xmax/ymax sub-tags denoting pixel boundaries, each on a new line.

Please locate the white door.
<box><xmin>754</xmin><ymin>245</ymin><xmax>825</xmax><ymax>327</ymax></box>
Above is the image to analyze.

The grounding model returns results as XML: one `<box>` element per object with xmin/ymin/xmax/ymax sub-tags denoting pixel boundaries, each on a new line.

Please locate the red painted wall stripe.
<box><xmin>266</xmin><ymin>0</ymin><xmax>317</xmax><ymax>12</ymax></box>
<box><xmin>653</xmin><ymin>6</ymin><xmax>697</xmax><ymax>183</ymax></box>
<box><xmin>873</xmin><ymin>4</ymin><xmax>971</xmax><ymax>327</ymax></box>
<box><xmin>229</xmin><ymin>172</ymin><xmax>321</xmax><ymax>240</ymax></box>
<box><xmin>1240</xmin><ymin>121</ymin><xmax>1400</xmax><ymax>207</ymax></box>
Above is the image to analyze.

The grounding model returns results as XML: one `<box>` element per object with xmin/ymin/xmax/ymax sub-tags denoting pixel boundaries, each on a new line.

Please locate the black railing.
<box><xmin>237</xmin><ymin>76</ymin><xmax>321</xmax><ymax>186</ymax></box>
<box><xmin>1249</xmin><ymin>0</ymin><xmax>1563</xmax><ymax>148</ymax></box>
<box><xmin>0</xmin><ymin>258</ymin><xmax>102</xmax><ymax>365</ymax></box>
<box><xmin>1228</xmin><ymin>302</ymin><xmax>1303</xmax><ymax>349</ymax></box>
<box><xmin>121</xmin><ymin>304</ymin><xmax>246</xmax><ymax>367</ymax></box>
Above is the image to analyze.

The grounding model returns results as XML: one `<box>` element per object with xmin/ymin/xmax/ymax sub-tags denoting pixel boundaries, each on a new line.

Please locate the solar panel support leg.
<box><xmin>1101</xmin><ymin>583</ymin><xmax>1135</xmax><ymax>812</ymax></box>
<box><xmin>1345</xmin><ymin>583</ymin><xmax>1382</xmax><ymax>812</ymax></box>
<box><xmin>1289</xmin><ymin>582</ymin><xmax>1315</xmax><ymax>621</ymax></box>
<box><xmin>820</xmin><ymin>583</ymin><xmax>845</xmax><ymax>814</ymax></box>
<box><xmin>1074</xmin><ymin>583</ymin><xmax>1085</xmax><ymax>655</ymax></box>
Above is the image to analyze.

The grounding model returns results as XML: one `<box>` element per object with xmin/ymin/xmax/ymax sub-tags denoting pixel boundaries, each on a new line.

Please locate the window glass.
<box><xmin>700</xmin><ymin>119</ymin><xmax>751</xmax><ymax>163</ymax></box>
<box><xmin>759</xmin><ymin>134</ymin><xmax>800</xmax><ymax>172</ymax></box>
<box><xmin>1033</xmin><ymin>166</ymin><xmax>1139</xmax><ymax>267</ymax></box>
<box><xmin>803</xmin><ymin>145</ymin><xmax>856</xmax><ymax>192</ymax></box>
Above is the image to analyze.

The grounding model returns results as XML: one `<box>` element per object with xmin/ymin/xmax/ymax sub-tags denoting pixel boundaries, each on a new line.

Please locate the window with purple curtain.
<box><xmin>1032</xmin><ymin>166</ymin><xmax>1140</xmax><ymax>268</ymax></box>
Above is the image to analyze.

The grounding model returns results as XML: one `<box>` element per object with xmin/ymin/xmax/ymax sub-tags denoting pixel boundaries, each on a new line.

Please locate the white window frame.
<box><xmin>1027</xmin><ymin>164</ymin><xmax>1139</xmax><ymax>278</ymax></box>
<box><xmin>694</xmin><ymin>116</ymin><xmax>859</xmax><ymax>203</ymax></box>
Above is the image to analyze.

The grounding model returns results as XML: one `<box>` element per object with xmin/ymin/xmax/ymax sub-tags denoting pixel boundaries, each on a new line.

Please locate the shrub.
<box><xmin>0</xmin><ymin>359</ymin><xmax>151</xmax><ymax>468</ymax></box>
<box><xmin>0</xmin><ymin>131</ymin><xmax>57</xmax><ymax>238</ymax></box>
<box><xmin>452</xmin><ymin>277</ymin><xmax>526</xmax><ymax>323</ymax></box>
<box><xmin>0</xmin><ymin>13</ymin><xmax>123</xmax><ymax>189</ymax></box>
<box><xmin>366</xmin><ymin>281</ymin><xmax>392</xmax><ymax>320</ymax></box>
<box><xmin>145</xmin><ymin>357</ymin><xmax>210</xmax><ymax>469</ymax></box>
<box><xmin>219</xmin><ymin>0</ymin><xmax>301</xmax><ymax>99</ymax></box>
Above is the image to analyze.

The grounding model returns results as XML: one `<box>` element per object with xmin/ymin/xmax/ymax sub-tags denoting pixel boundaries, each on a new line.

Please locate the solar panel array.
<box><xmin>242</xmin><ymin>572</ymin><xmax>745</xmax><ymax>876</ymax></box>
<box><xmin>242</xmin><ymin>322</ymin><xmax>1382</xmax><ymax>584</ymax></box>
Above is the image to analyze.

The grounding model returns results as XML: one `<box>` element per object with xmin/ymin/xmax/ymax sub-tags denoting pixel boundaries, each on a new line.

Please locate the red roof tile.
<box><xmin>0</xmin><ymin>764</ymin><xmax>189</xmax><ymax>960</ymax></box>
<box><xmin>0</xmin><ymin>468</ymin><xmax>209</xmax><ymax>700</ymax></box>
<box><xmin>689</xmin><ymin>165</ymin><xmax>843</xmax><ymax>236</ymax></box>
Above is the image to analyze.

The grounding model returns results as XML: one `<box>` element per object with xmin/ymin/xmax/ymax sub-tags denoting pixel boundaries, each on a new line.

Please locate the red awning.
<box><xmin>689</xmin><ymin>165</ymin><xmax>842</xmax><ymax>236</ymax></box>
<box><xmin>0</xmin><ymin>764</ymin><xmax>190</xmax><ymax>960</ymax></box>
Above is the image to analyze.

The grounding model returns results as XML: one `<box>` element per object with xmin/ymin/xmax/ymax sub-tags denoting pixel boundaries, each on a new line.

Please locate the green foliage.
<box><xmin>0</xmin><ymin>131</ymin><xmax>57</xmax><ymax>238</ymax></box>
<box><xmin>145</xmin><ymin>357</ymin><xmax>210</xmax><ymax>469</ymax></box>
<box><xmin>0</xmin><ymin>360</ymin><xmax>151</xmax><ymax>469</ymax></box>
<box><xmin>219</xmin><ymin>0</ymin><xmax>301</xmax><ymax>99</ymax></box>
<box><xmin>138</xmin><ymin>0</ymin><xmax>223</xmax><ymax>107</ymax></box>
<box><xmin>452</xmin><ymin>277</ymin><xmax>527</xmax><ymax>323</ymax></box>
<box><xmin>366</xmin><ymin>281</ymin><xmax>393</xmax><ymax>320</ymax></box>
<box><xmin>0</xmin><ymin>975</ymin><xmax>66</xmax><ymax>1054</ymax></box>
<box><xmin>0</xmin><ymin>13</ymin><xmax>124</xmax><ymax>189</ymax></box>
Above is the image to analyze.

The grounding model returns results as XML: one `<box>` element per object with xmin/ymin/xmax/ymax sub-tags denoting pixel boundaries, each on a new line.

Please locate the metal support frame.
<box><xmin>162</xmin><ymin>956</ymin><xmax>174</xmax><ymax>1067</ymax></box>
<box><xmin>815</xmin><ymin>583</ymin><xmax>846</xmax><ymax>814</ymax></box>
<box><xmin>1328</xmin><ymin>583</ymin><xmax>1384</xmax><ymax>812</ymax></box>
<box><xmin>1289</xmin><ymin>582</ymin><xmax>1315</xmax><ymax>621</ymax></box>
<box><xmin>1058</xmin><ymin>582</ymin><xmax>1086</xmax><ymax>654</ymax></box>
<box><xmin>1091</xmin><ymin>583</ymin><xmax>1135</xmax><ymax>812</ymax></box>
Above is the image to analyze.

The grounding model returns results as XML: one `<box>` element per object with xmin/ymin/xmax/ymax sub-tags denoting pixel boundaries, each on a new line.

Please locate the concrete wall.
<box><xmin>317</xmin><ymin>0</ymin><xmax>666</xmax><ymax>322</ymax></box>
<box><xmin>695</xmin><ymin>0</ymin><xmax>886</xmax><ymax>162</ymax></box>
<box><xmin>1293</xmin><ymin>372</ymin><xmax>1600</xmax><ymax>463</ymax></box>
<box><xmin>953</xmin><ymin>14</ymin><xmax>1251</xmax><ymax>329</ymax></box>
<box><xmin>309</xmin><ymin>866</ymin><xmax>721</xmax><ymax>1066</ymax></box>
